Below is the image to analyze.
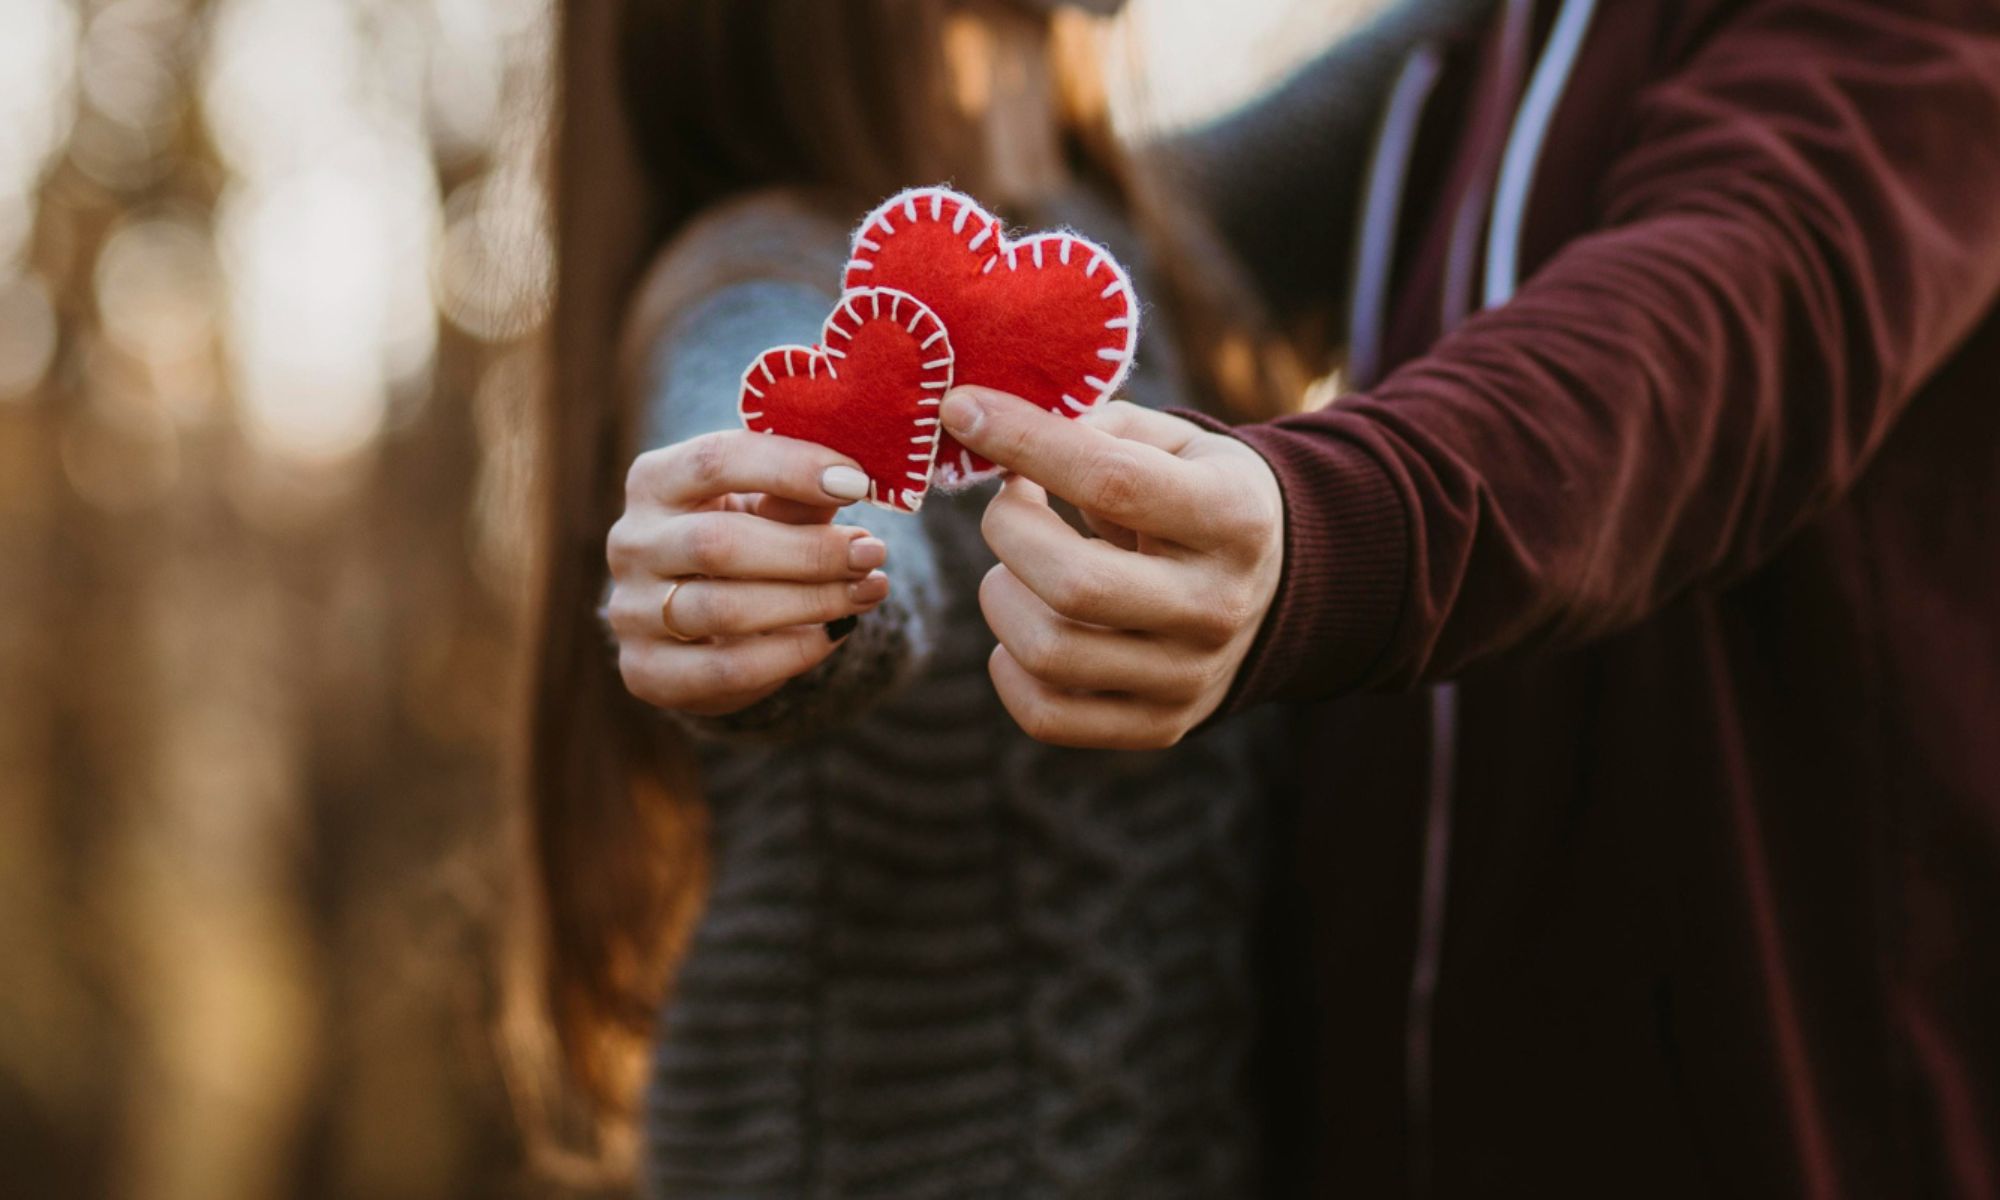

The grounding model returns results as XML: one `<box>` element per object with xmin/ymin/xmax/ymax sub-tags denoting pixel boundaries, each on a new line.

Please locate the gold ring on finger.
<box><xmin>660</xmin><ymin>578</ymin><xmax>704</xmax><ymax>644</ymax></box>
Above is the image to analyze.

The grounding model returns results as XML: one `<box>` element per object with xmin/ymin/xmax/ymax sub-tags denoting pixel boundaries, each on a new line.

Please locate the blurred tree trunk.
<box><xmin>0</xmin><ymin>2</ymin><xmax>585</xmax><ymax>1197</ymax></box>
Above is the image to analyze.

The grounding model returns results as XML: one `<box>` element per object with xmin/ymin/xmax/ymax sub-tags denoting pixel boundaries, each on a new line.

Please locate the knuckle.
<box><xmin>1158</xmin><ymin>656</ymin><xmax>1212</xmax><ymax>704</ymax></box>
<box><xmin>991</xmin><ymin>651</ymin><xmax>1049</xmax><ymax>738</ymax></box>
<box><xmin>1219</xmin><ymin>582</ymin><xmax>1264</xmax><ymax>633</ymax></box>
<box><xmin>978</xmin><ymin>562</ymin><xmax>1011</xmax><ymax>606</ymax></box>
<box><xmin>977</xmin><ymin>564</ymin><xmax>1014</xmax><ymax>628</ymax></box>
<box><xmin>1188</xmin><ymin>608</ymin><xmax>1241</xmax><ymax>648</ymax></box>
<box><xmin>1079</xmin><ymin>449</ymin><xmax>1144</xmax><ymax>513</ymax></box>
<box><xmin>978</xmin><ymin>491</ymin><xmax>1005</xmax><ymax>545</ymax></box>
<box><xmin>815</xmin><ymin>582</ymin><xmax>851</xmax><ymax>622</ymax></box>
<box><xmin>605</xmin><ymin>517</ymin><xmax>639</xmax><ymax>573</ymax></box>
<box><xmin>815</xmin><ymin>529</ymin><xmax>851</xmax><ymax>578</ymax></box>
<box><xmin>680</xmin><ymin>584</ymin><xmax>728</xmax><ymax>634</ymax></box>
<box><xmin>686</xmin><ymin>433</ymin><xmax>731</xmax><ymax>490</ymax></box>
<box><xmin>1120</xmin><ymin>726</ymin><xmax>1170</xmax><ymax>752</ymax></box>
<box><xmin>1187</xmin><ymin>584</ymin><xmax>1255</xmax><ymax>645</ymax></box>
<box><xmin>1048</xmin><ymin>563</ymin><xmax>1109</xmax><ymax>618</ymax></box>
<box><xmin>1017</xmin><ymin>696</ymin><xmax>1062</xmax><ymax>744</ymax></box>
<box><xmin>1187</xmin><ymin>603</ymin><xmax>1239</xmax><ymax>646</ymax></box>
<box><xmin>1210</xmin><ymin>459</ymin><xmax>1282</xmax><ymax>552</ymax></box>
<box><xmin>989</xmin><ymin>416</ymin><xmax>1031</xmax><ymax>463</ymax></box>
<box><xmin>1211</xmin><ymin>484</ymin><xmax>1266</xmax><ymax>541</ymax></box>
<box><xmin>601</xmin><ymin>586</ymin><xmax>635</xmax><ymax>636</ymax></box>
<box><xmin>684</xmin><ymin>515</ymin><xmax>733</xmax><ymax>574</ymax></box>
<box><xmin>1142</xmin><ymin>721</ymin><xmax>1190</xmax><ymax>751</ymax></box>
<box><xmin>698</xmin><ymin>650</ymin><xmax>750</xmax><ymax>698</ymax></box>
<box><xmin>1244</xmin><ymin>484</ymin><xmax>1283</xmax><ymax>545</ymax></box>
<box><xmin>1013</xmin><ymin>618</ymin><xmax>1065</xmax><ymax>680</ymax></box>
<box><xmin>1119</xmin><ymin>708</ymin><xmax>1190</xmax><ymax>752</ymax></box>
<box><xmin>624</xmin><ymin>451</ymin><xmax>663</xmax><ymax>503</ymax></box>
<box><xmin>617</xmin><ymin>646</ymin><xmax>664</xmax><ymax>706</ymax></box>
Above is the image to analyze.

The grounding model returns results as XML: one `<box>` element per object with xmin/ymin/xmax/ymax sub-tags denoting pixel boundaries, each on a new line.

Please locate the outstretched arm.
<box><xmin>605</xmin><ymin>198</ymin><xmax>949</xmax><ymax>739</ymax></box>
<box><xmin>952</xmin><ymin>2</ymin><xmax>2000</xmax><ymax>743</ymax></box>
<box><xmin>1207</xmin><ymin>0</ymin><xmax>2000</xmax><ymax>704</ymax></box>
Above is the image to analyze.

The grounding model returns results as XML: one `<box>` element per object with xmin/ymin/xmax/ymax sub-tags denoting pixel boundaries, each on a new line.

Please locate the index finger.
<box><xmin>629</xmin><ymin>429</ymin><xmax>873</xmax><ymax>511</ymax></box>
<box><xmin>939</xmin><ymin>387</ymin><xmax>1226</xmax><ymax>546</ymax></box>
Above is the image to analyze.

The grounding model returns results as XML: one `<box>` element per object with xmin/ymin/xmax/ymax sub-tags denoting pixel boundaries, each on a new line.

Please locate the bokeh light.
<box><xmin>216</xmin><ymin>136</ymin><xmax>440</xmax><ymax>462</ymax></box>
<box><xmin>423</xmin><ymin>0</ymin><xmax>549</xmax><ymax>161</ymax></box>
<box><xmin>1108</xmin><ymin>0</ymin><xmax>1379</xmax><ymax>135</ymax></box>
<box><xmin>202</xmin><ymin>0</ymin><xmax>374</xmax><ymax>178</ymax></box>
<box><xmin>94</xmin><ymin>213</ymin><xmax>218</xmax><ymax>367</ymax></box>
<box><xmin>204</xmin><ymin>0</ymin><xmax>445</xmax><ymax>464</ymax></box>
<box><xmin>0</xmin><ymin>0</ymin><xmax>78</xmax><ymax>264</ymax></box>
<box><xmin>78</xmin><ymin>1</ymin><xmax>186</xmax><ymax>134</ymax></box>
<box><xmin>435</xmin><ymin>168</ymin><xmax>553</xmax><ymax>343</ymax></box>
<box><xmin>7</xmin><ymin>0</ymin><xmax>558</xmax><ymax>1195</ymax></box>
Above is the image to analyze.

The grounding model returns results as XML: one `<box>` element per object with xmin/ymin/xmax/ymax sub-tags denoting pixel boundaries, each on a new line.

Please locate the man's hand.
<box><xmin>940</xmin><ymin>387</ymin><xmax>1285</xmax><ymax>750</ymax></box>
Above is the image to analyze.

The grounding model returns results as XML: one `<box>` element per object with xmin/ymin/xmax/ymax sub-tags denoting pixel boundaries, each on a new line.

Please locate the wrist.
<box><xmin>1176</xmin><ymin>411</ymin><xmax>1408</xmax><ymax>710</ymax></box>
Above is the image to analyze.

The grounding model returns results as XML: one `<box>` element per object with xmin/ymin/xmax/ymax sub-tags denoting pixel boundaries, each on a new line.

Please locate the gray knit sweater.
<box><xmin>631</xmin><ymin>189</ymin><xmax>1281</xmax><ymax>1198</ymax></box>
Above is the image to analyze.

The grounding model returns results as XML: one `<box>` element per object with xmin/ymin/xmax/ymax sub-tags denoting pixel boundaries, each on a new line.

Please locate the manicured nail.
<box><xmin>849</xmin><ymin>570</ymin><xmax>889</xmax><ymax>605</ymax></box>
<box><xmin>847</xmin><ymin>536</ymin><xmax>887</xmax><ymax>572</ymax></box>
<box><xmin>825</xmin><ymin>615</ymin><xmax>860</xmax><ymax>642</ymax></box>
<box><xmin>941</xmin><ymin>388</ymin><xmax>983</xmax><ymax>437</ymax></box>
<box><xmin>822</xmin><ymin>465</ymin><xmax>869</xmax><ymax>502</ymax></box>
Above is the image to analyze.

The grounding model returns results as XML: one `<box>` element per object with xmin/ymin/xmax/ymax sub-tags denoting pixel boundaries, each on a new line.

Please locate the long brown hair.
<box><xmin>528</xmin><ymin>0</ymin><xmax>1298</xmax><ymax>1144</ymax></box>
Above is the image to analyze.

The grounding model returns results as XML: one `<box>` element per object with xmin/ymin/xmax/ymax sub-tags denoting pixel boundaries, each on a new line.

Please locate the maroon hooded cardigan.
<box><xmin>1193</xmin><ymin>1</ymin><xmax>2000</xmax><ymax>1196</ymax></box>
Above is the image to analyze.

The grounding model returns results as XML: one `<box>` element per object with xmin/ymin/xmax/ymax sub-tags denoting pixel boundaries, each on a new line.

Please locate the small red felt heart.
<box><xmin>738</xmin><ymin>287</ymin><xmax>953</xmax><ymax>513</ymax></box>
<box><xmin>843</xmin><ymin>187</ymin><xmax>1140</xmax><ymax>489</ymax></box>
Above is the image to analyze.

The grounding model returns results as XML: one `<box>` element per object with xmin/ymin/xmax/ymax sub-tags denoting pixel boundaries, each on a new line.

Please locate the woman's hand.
<box><xmin>605</xmin><ymin>430</ymin><xmax>890</xmax><ymax>717</ymax></box>
<box><xmin>940</xmin><ymin>388</ymin><xmax>1285</xmax><ymax>750</ymax></box>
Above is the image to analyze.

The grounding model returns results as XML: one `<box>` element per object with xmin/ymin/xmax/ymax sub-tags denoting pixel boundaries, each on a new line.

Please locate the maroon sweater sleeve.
<box><xmin>1218</xmin><ymin>1</ymin><xmax>2000</xmax><ymax>708</ymax></box>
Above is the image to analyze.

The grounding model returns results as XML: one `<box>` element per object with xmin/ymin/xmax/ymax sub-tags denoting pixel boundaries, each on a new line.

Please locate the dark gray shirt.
<box><xmin>632</xmin><ymin>190</ymin><xmax>1278</xmax><ymax>1198</ymax></box>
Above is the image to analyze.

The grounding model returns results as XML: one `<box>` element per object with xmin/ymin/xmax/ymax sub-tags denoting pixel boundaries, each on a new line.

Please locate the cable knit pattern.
<box><xmin>632</xmin><ymin>192</ymin><xmax>1276</xmax><ymax>1198</ymax></box>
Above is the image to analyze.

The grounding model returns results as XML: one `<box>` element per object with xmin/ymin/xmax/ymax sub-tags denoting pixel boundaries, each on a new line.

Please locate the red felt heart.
<box><xmin>738</xmin><ymin>287</ymin><xmax>953</xmax><ymax>513</ymax></box>
<box><xmin>843</xmin><ymin>187</ymin><xmax>1140</xmax><ymax>489</ymax></box>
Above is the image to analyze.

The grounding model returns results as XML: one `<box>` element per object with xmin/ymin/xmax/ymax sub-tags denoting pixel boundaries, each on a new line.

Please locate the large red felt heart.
<box><xmin>843</xmin><ymin>187</ymin><xmax>1140</xmax><ymax>489</ymax></box>
<box><xmin>738</xmin><ymin>287</ymin><xmax>953</xmax><ymax>513</ymax></box>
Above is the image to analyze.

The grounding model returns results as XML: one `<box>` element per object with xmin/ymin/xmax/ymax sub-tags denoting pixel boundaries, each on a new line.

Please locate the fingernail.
<box><xmin>941</xmin><ymin>389</ymin><xmax>983</xmax><ymax>437</ymax></box>
<box><xmin>848</xmin><ymin>570</ymin><xmax>889</xmax><ymax>605</ymax></box>
<box><xmin>822</xmin><ymin>465</ymin><xmax>869</xmax><ymax>502</ymax></box>
<box><xmin>825</xmin><ymin>615</ymin><xmax>860</xmax><ymax>642</ymax></box>
<box><xmin>847</xmin><ymin>536</ymin><xmax>887</xmax><ymax>572</ymax></box>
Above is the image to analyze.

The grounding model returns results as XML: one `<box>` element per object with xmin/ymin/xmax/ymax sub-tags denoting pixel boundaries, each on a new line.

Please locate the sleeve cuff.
<box><xmin>1176</xmin><ymin>410</ymin><xmax>1410</xmax><ymax>712</ymax></box>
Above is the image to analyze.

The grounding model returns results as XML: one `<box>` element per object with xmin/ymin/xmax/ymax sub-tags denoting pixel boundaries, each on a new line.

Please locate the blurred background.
<box><xmin>0</xmin><ymin>0</ymin><xmax>1371</xmax><ymax>1196</ymax></box>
